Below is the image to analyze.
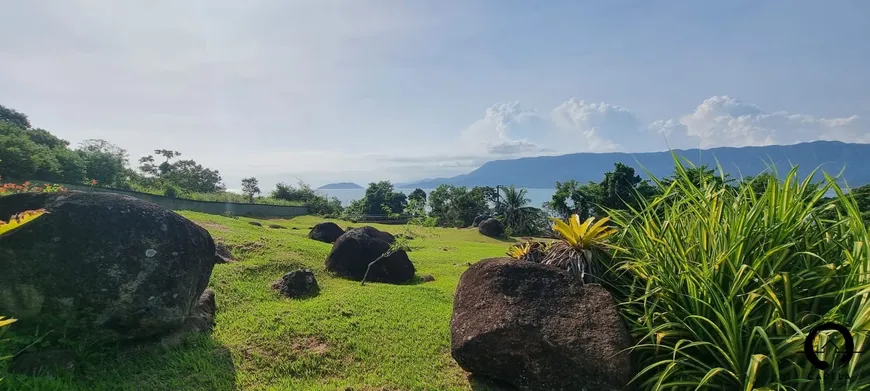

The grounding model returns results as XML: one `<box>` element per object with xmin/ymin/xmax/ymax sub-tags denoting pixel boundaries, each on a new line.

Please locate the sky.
<box><xmin>2</xmin><ymin>0</ymin><xmax>869</xmax><ymax>190</ymax></box>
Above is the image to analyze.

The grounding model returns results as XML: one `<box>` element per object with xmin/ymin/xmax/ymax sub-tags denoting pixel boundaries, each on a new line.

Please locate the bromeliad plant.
<box><xmin>506</xmin><ymin>241</ymin><xmax>549</xmax><ymax>263</ymax></box>
<box><xmin>0</xmin><ymin>209</ymin><xmax>47</xmax><ymax>235</ymax></box>
<box><xmin>542</xmin><ymin>214</ymin><xmax>618</xmax><ymax>282</ymax></box>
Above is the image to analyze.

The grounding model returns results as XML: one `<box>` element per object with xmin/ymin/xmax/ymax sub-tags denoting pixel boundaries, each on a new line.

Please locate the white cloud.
<box><xmin>650</xmin><ymin>96</ymin><xmax>866</xmax><ymax>149</ymax></box>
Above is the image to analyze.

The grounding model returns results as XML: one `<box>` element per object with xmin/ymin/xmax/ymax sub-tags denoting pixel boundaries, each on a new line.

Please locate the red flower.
<box><xmin>90</xmin><ymin>179</ymin><xmax>98</xmax><ymax>185</ymax></box>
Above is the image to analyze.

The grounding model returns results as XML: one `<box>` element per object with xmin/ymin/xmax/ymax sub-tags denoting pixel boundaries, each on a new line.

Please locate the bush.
<box><xmin>163</xmin><ymin>185</ymin><xmax>179</xmax><ymax>198</ymax></box>
<box><xmin>605</xmin><ymin>161</ymin><xmax>870</xmax><ymax>390</ymax></box>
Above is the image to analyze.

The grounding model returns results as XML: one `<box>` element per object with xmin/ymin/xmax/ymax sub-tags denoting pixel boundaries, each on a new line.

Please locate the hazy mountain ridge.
<box><xmin>317</xmin><ymin>182</ymin><xmax>364</xmax><ymax>190</ymax></box>
<box><xmin>400</xmin><ymin>141</ymin><xmax>870</xmax><ymax>188</ymax></box>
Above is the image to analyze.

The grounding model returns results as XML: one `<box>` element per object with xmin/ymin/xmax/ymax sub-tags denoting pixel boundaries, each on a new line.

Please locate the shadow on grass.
<box><xmin>1</xmin><ymin>334</ymin><xmax>237</xmax><ymax>391</ymax></box>
<box><xmin>467</xmin><ymin>374</ymin><xmax>517</xmax><ymax>391</ymax></box>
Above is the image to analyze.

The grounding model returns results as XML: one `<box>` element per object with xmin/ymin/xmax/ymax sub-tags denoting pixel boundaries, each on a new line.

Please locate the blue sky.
<box><xmin>1</xmin><ymin>1</ymin><xmax>868</xmax><ymax>189</ymax></box>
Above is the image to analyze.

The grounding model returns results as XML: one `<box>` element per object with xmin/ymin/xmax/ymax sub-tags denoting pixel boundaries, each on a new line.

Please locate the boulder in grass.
<box><xmin>215</xmin><ymin>241</ymin><xmax>235</xmax><ymax>263</ymax></box>
<box><xmin>249</xmin><ymin>221</ymin><xmax>262</xmax><ymax>227</ymax></box>
<box><xmin>0</xmin><ymin>191</ymin><xmax>216</xmax><ymax>343</ymax></box>
<box><xmin>308</xmin><ymin>222</ymin><xmax>345</xmax><ymax>243</ymax></box>
<box><xmin>450</xmin><ymin>257</ymin><xmax>635</xmax><ymax>391</ymax></box>
<box><xmin>272</xmin><ymin>269</ymin><xmax>320</xmax><ymax>298</ymax></box>
<box><xmin>325</xmin><ymin>226</ymin><xmax>414</xmax><ymax>284</ymax></box>
<box><xmin>472</xmin><ymin>215</ymin><xmax>491</xmax><ymax>227</ymax></box>
<box><xmin>478</xmin><ymin>218</ymin><xmax>504</xmax><ymax>237</ymax></box>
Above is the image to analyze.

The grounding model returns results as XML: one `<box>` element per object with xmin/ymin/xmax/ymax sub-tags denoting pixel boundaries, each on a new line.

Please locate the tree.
<box><xmin>76</xmin><ymin>139</ymin><xmax>129</xmax><ymax>187</ymax></box>
<box><xmin>271</xmin><ymin>181</ymin><xmax>343</xmax><ymax>216</ymax></box>
<box><xmin>241</xmin><ymin>177</ymin><xmax>261</xmax><ymax>202</ymax></box>
<box><xmin>361</xmin><ymin>181</ymin><xmax>406</xmax><ymax>216</ymax></box>
<box><xmin>496</xmin><ymin>185</ymin><xmax>547</xmax><ymax>235</ymax></box>
<box><xmin>427</xmin><ymin>184</ymin><xmax>490</xmax><ymax>227</ymax></box>
<box><xmin>544</xmin><ymin>180</ymin><xmax>604</xmax><ymax>220</ymax></box>
<box><xmin>408</xmin><ymin>188</ymin><xmax>427</xmax><ymax>204</ymax></box>
<box><xmin>0</xmin><ymin>104</ymin><xmax>30</xmax><ymax>129</ymax></box>
<box><xmin>599</xmin><ymin>162</ymin><xmax>647</xmax><ymax>211</ymax></box>
<box><xmin>161</xmin><ymin>160</ymin><xmax>224</xmax><ymax>193</ymax></box>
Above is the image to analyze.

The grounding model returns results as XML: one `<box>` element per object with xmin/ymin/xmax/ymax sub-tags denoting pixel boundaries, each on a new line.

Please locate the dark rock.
<box><xmin>8</xmin><ymin>349</ymin><xmax>77</xmax><ymax>375</ymax></box>
<box><xmin>420</xmin><ymin>274</ymin><xmax>435</xmax><ymax>282</ymax></box>
<box><xmin>215</xmin><ymin>241</ymin><xmax>235</xmax><ymax>264</ymax></box>
<box><xmin>0</xmin><ymin>192</ymin><xmax>216</xmax><ymax>342</ymax></box>
<box><xmin>271</xmin><ymin>269</ymin><xmax>320</xmax><ymax>298</ymax></box>
<box><xmin>267</xmin><ymin>224</ymin><xmax>286</xmax><ymax>229</ymax></box>
<box><xmin>472</xmin><ymin>215</ymin><xmax>491</xmax><ymax>227</ymax></box>
<box><xmin>292</xmin><ymin>227</ymin><xmax>299</xmax><ymax>230</ymax></box>
<box><xmin>450</xmin><ymin>258</ymin><xmax>635</xmax><ymax>391</ymax></box>
<box><xmin>188</xmin><ymin>288</ymin><xmax>216</xmax><ymax>331</ymax></box>
<box><xmin>308</xmin><ymin>222</ymin><xmax>345</xmax><ymax>244</ymax></box>
<box><xmin>478</xmin><ymin>218</ymin><xmax>504</xmax><ymax>238</ymax></box>
<box><xmin>157</xmin><ymin>288</ymin><xmax>217</xmax><ymax>348</ymax></box>
<box><xmin>325</xmin><ymin>226</ymin><xmax>414</xmax><ymax>284</ymax></box>
<box><xmin>249</xmin><ymin>221</ymin><xmax>262</xmax><ymax>227</ymax></box>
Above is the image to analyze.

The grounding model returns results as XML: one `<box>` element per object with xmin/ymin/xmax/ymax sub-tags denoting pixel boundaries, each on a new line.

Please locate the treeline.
<box><xmin>0</xmin><ymin>104</ymin><xmax>342</xmax><ymax>212</ymax></box>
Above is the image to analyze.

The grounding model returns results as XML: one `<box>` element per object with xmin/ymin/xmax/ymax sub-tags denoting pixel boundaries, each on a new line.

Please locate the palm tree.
<box><xmin>497</xmin><ymin>185</ymin><xmax>545</xmax><ymax>235</ymax></box>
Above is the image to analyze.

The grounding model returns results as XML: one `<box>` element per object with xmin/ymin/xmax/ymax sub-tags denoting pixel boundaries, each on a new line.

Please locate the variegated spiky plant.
<box><xmin>542</xmin><ymin>214</ymin><xmax>617</xmax><ymax>282</ymax></box>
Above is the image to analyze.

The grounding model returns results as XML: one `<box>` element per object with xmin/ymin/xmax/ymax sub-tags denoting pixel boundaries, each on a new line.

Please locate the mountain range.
<box><xmin>399</xmin><ymin>141</ymin><xmax>870</xmax><ymax>188</ymax></box>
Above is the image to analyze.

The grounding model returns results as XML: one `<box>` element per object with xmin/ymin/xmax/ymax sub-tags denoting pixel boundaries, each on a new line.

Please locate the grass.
<box><xmin>0</xmin><ymin>214</ymin><xmax>511</xmax><ymax>391</ymax></box>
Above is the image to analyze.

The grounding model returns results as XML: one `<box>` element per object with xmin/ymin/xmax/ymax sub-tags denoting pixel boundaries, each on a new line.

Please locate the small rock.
<box><xmin>249</xmin><ymin>221</ymin><xmax>263</xmax><ymax>227</ymax></box>
<box><xmin>215</xmin><ymin>241</ymin><xmax>235</xmax><ymax>264</ymax></box>
<box><xmin>420</xmin><ymin>274</ymin><xmax>435</xmax><ymax>282</ymax></box>
<box><xmin>292</xmin><ymin>227</ymin><xmax>299</xmax><ymax>230</ymax></box>
<box><xmin>268</xmin><ymin>224</ymin><xmax>286</xmax><ymax>229</ymax></box>
<box><xmin>272</xmin><ymin>269</ymin><xmax>320</xmax><ymax>298</ymax></box>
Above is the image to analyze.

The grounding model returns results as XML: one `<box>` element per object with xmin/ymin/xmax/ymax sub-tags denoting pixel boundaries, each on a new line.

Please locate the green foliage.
<box><xmin>605</xmin><ymin>158</ymin><xmax>870</xmax><ymax>390</ymax></box>
<box><xmin>271</xmin><ymin>181</ymin><xmax>343</xmax><ymax>215</ymax></box>
<box><xmin>0</xmin><ymin>104</ymin><xmax>30</xmax><ymax>128</ymax></box>
<box><xmin>545</xmin><ymin>163</ymin><xmax>656</xmax><ymax>221</ymax></box>
<box><xmin>427</xmin><ymin>184</ymin><xmax>491</xmax><ymax>227</ymax></box>
<box><xmin>241</xmin><ymin>177</ymin><xmax>260</xmax><ymax>202</ymax></box>
<box><xmin>408</xmin><ymin>188</ymin><xmax>427</xmax><ymax>204</ymax></box>
<box><xmin>361</xmin><ymin>181</ymin><xmax>406</xmax><ymax>216</ymax></box>
<box><xmin>494</xmin><ymin>185</ymin><xmax>548</xmax><ymax>236</ymax></box>
<box><xmin>75</xmin><ymin>139</ymin><xmax>129</xmax><ymax>188</ymax></box>
<box><xmin>163</xmin><ymin>185</ymin><xmax>179</xmax><ymax>198</ymax></box>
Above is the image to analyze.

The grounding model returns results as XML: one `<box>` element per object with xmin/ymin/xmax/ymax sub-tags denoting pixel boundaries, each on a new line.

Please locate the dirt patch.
<box><xmin>227</xmin><ymin>241</ymin><xmax>266</xmax><ymax>253</ymax></box>
<box><xmin>291</xmin><ymin>336</ymin><xmax>329</xmax><ymax>355</ymax></box>
<box><xmin>197</xmin><ymin>222</ymin><xmax>230</xmax><ymax>232</ymax></box>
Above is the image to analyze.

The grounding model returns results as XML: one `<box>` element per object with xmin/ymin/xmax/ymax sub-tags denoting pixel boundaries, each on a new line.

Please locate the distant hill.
<box><xmin>318</xmin><ymin>182</ymin><xmax>363</xmax><ymax>190</ymax></box>
<box><xmin>400</xmin><ymin>141</ymin><xmax>870</xmax><ymax>188</ymax></box>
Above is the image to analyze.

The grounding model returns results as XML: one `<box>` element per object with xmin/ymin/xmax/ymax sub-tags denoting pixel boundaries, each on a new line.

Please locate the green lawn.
<box><xmin>1</xmin><ymin>213</ymin><xmax>514</xmax><ymax>391</ymax></box>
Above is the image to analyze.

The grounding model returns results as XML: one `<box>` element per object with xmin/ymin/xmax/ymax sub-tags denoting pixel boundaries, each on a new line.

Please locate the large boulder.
<box><xmin>472</xmin><ymin>215</ymin><xmax>491</xmax><ymax>227</ymax></box>
<box><xmin>325</xmin><ymin>226</ymin><xmax>414</xmax><ymax>284</ymax></box>
<box><xmin>478</xmin><ymin>218</ymin><xmax>504</xmax><ymax>237</ymax></box>
<box><xmin>0</xmin><ymin>192</ymin><xmax>216</xmax><ymax>342</ymax></box>
<box><xmin>450</xmin><ymin>258</ymin><xmax>634</xmax><ymax>391</ymax></box>
<box><xmin>308</xmin><ymin>222</ymin><xmax>345</xmax><ymax>243</ymax></box>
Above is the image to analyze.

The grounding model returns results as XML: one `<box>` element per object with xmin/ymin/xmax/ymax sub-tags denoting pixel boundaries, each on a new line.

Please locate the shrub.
<box><xmin>163</xmin><ymin>185</ymin><xmax>179</xmax><ymax>198</ymax></box>
<box><xmin>606</xmin><ymin>161</ymin><xmax>870</xmax><ymax>390</ymax></box>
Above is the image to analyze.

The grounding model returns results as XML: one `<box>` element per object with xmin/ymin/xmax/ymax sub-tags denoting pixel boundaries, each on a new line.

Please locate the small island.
<box><xmin>317</xmin><ymin>182</ymin><xmax>363</xmax><ymax>190</ymax></box>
